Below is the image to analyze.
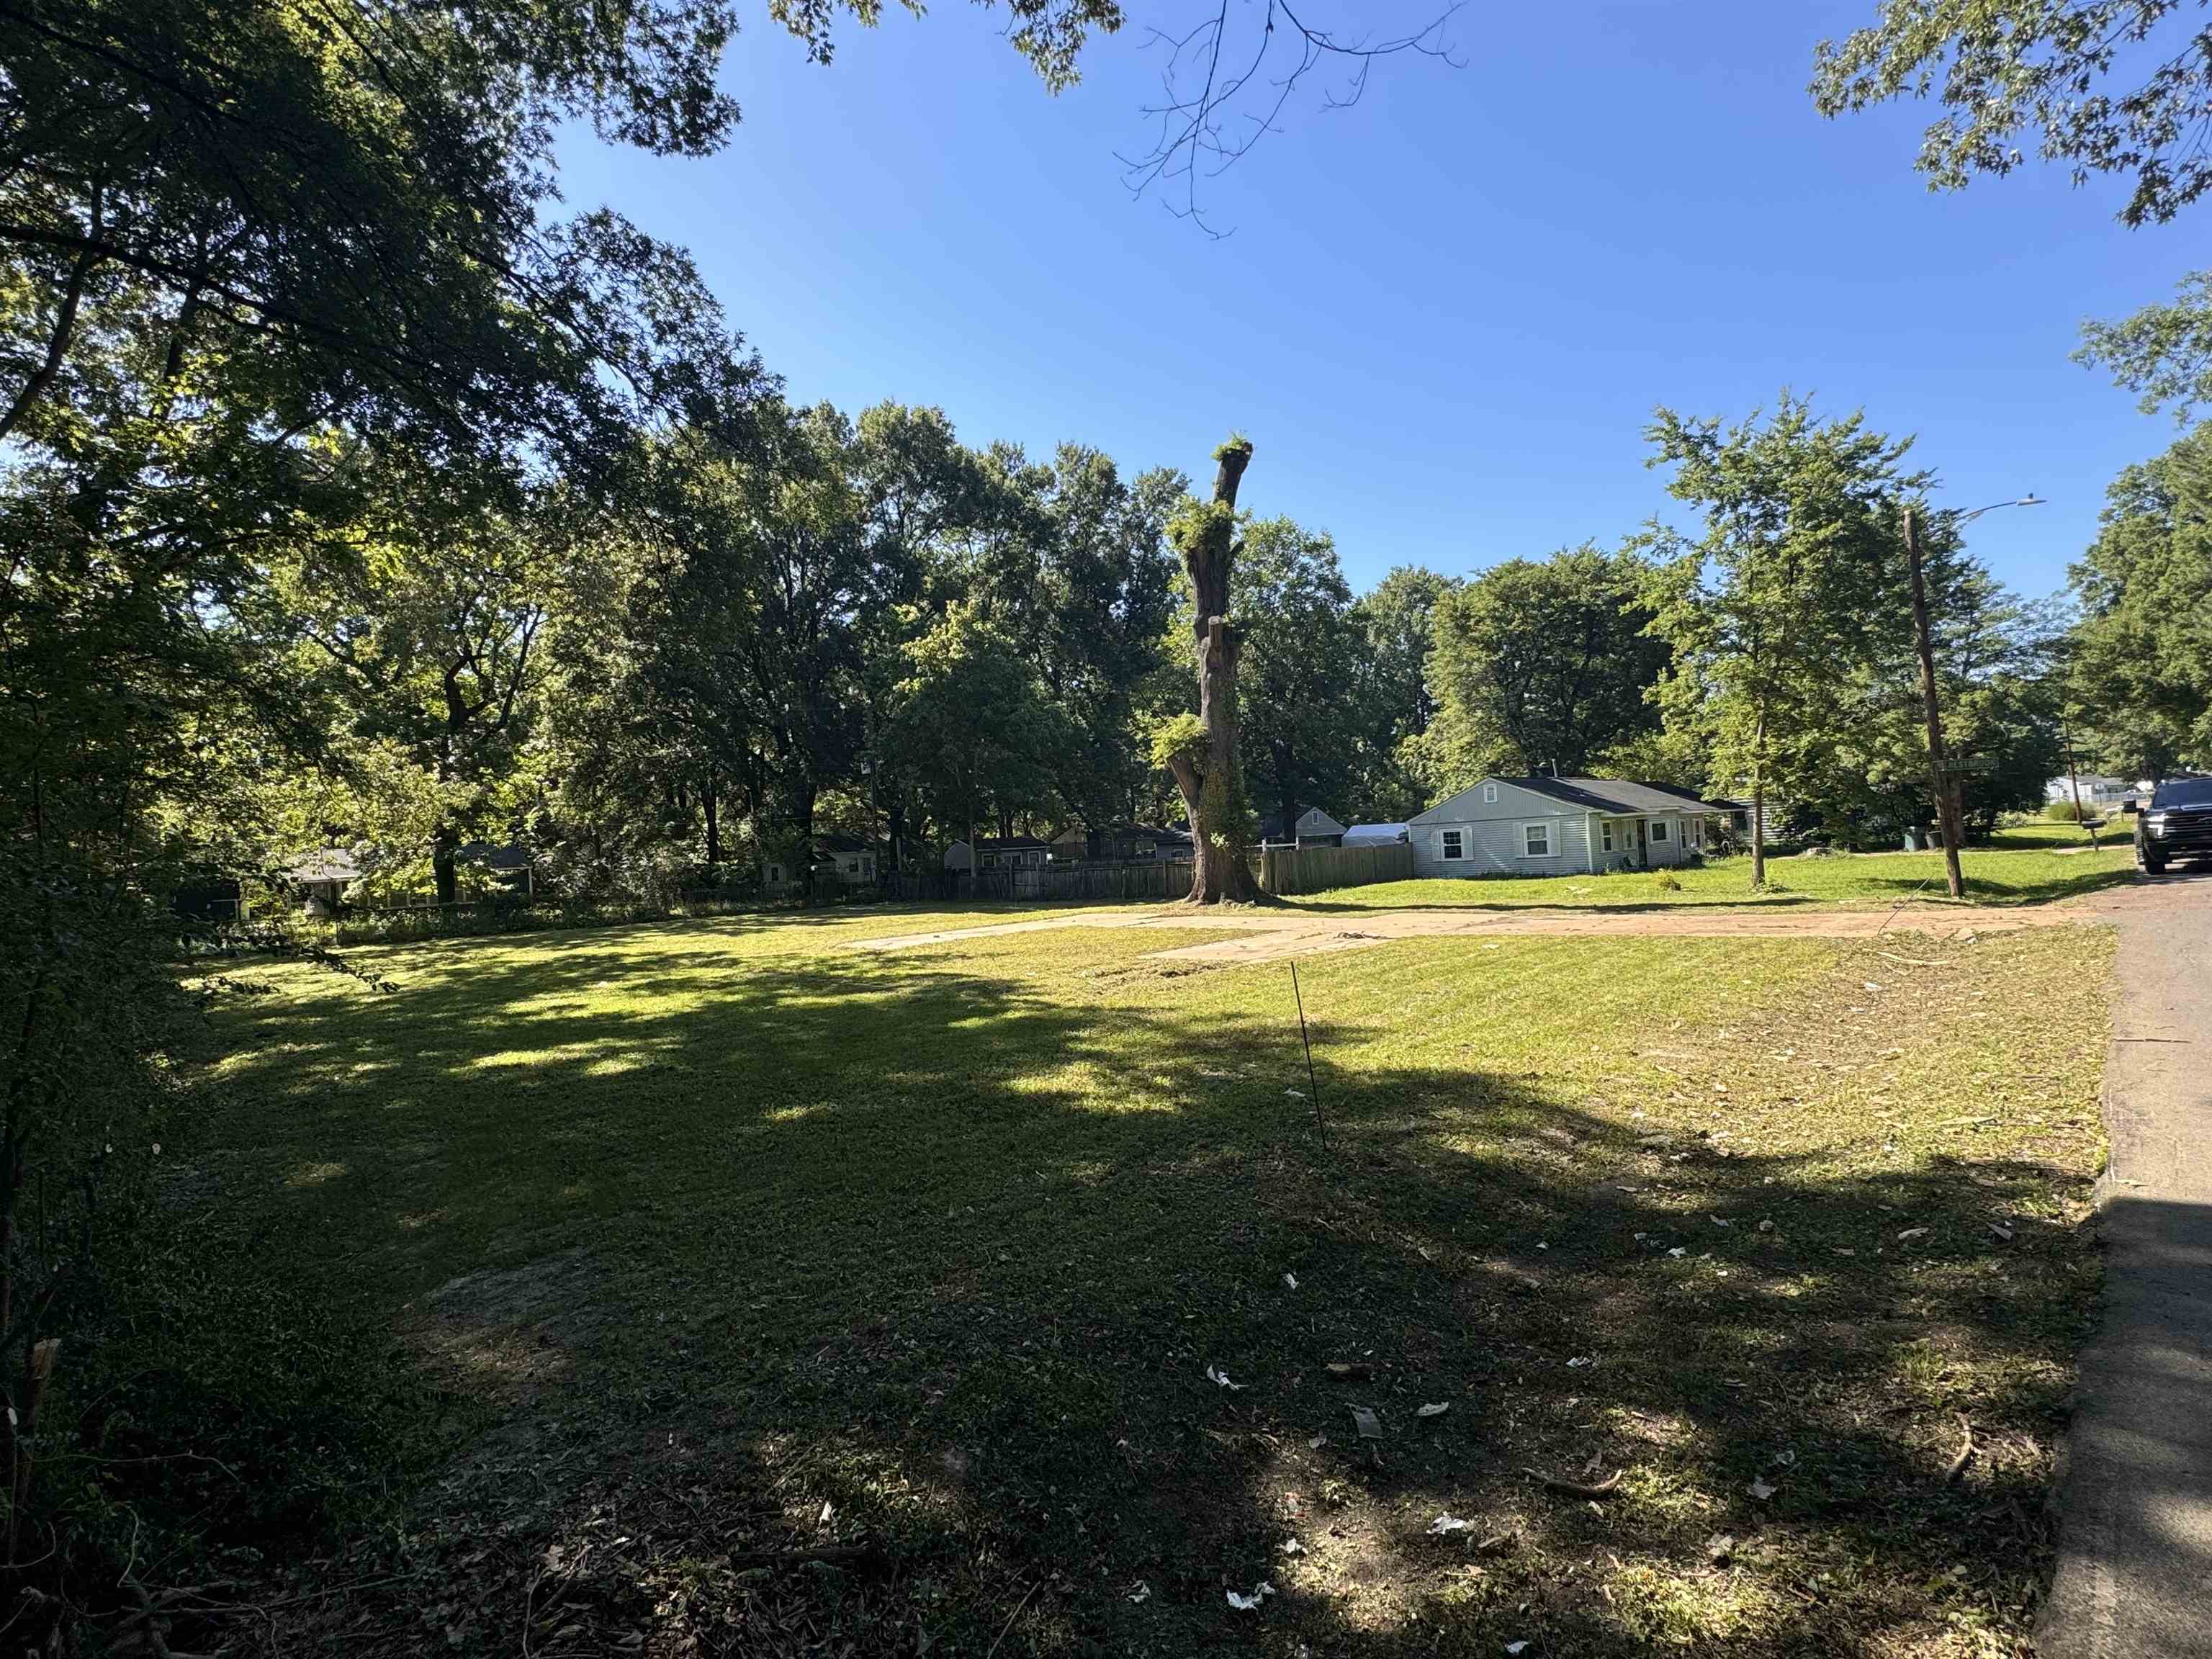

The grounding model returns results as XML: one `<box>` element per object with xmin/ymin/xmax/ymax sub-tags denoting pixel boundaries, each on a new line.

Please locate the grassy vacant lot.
<box><xmin>1300</xmin><ymin>829</ymin><xmax>2134</xmax><ymax>914</ymax></box>
<box><xmin>196</xmin><ymin>904</ymin><xmax>2115</xmax><ymax>1656</ymax></box>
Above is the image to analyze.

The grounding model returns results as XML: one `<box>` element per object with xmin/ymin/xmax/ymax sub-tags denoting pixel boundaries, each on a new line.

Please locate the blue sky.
<box><xmin>555</xmin><ymin>0</ymin><xmax>2206</xmax><ymax>601</ymax></box>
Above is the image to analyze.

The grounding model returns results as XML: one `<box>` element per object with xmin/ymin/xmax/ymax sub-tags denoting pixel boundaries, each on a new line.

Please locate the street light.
<box><xmin>1902</xmin><ymin>493</ymin><xmax>2044</xmax><ymax>899</ymax></box>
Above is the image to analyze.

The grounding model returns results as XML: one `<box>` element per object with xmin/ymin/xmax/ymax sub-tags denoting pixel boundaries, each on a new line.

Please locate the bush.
<box><xmin>44</xmin><ymin>1207</ymin><xmax>436</xmax><ymax>1582</ymax></box>
<box><xmin>1653</xmin><ymin>869</ymin><xmax>1682</xmax><ymax>892</ymax></box>
<box><xmin>2046</xmin><ymin>799</ymin><xmax>2085</xmax><ymax>822</ymax></box>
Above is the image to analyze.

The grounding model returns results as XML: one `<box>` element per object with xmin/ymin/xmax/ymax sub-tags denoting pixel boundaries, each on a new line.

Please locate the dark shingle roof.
<box><xmin>1435</xmin><ymin>776</ymin><xmax>1730</xmax><ymax>817</ymax></box>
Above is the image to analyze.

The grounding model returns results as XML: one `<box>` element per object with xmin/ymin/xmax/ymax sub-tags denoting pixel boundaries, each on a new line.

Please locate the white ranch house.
<box><xmin>1410</xmin><ymin>776</ymin><xmax>1730</xmax><ymax>877</ymax></box>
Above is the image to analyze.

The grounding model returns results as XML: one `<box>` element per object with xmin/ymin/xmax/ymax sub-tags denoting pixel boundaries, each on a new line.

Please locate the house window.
<box><xmin>1523</xmin><ymin>822</ymin><xmax>1555</xmax><ymax>858</ymax></box>
<box><xmin>1601</xmin><ymin>822</ymin><xmax>1615</xmax><ymax>853</ymax></box>
<box><xmin>1442</xmin><ymin>830</ymin><xmax>1466</xmax><ymax>860</ymax></box>
<box><xmin>981</xmin><ymin>853</ymin><xmax>999</xmax><ymax>868</ymax></box>
<box><xmin>1482</xmin><ymin>783</ymin><xmax>1498</xmax><ymax>804</ymax></box>
<box><xmin>1650</xmin><ymin>819</ymin><xmax>1670</xmax><ymax>844</ymax></box>
<box><xmin>1135</xmin><ymin>841</ymin><xmax>1155</xmax><ymax>858</ymax></box>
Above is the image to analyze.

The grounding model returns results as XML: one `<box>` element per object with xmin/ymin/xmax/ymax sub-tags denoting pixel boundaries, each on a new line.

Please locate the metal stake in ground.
<box><xmin>1290</xmin><ymin>962</ymin><xmax>1326</xmax><ymax>1149</ymax></box>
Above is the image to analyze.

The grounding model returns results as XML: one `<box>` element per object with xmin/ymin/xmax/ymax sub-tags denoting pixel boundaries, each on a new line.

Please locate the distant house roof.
<box><xmin>1416</xmin><ymin>776</ymin><xmax>1732</xmax><ymax>822</ymax></box>
<box><xmin>457</xmin><ymin>840</ymin><xmax>531</xmax><ymax>871</ymax></box>
<box><xmin>284</xmin><ymin>848</ymin><xmax>363</xmax><ymax>884</ymax></box>
<box><xmin>812</xmin><ymin>835</ymin><xmax>875</xmax><ymax>855</ymax></box>
<box><xmin>1342</xmin><ymin>822</ymin><xmax>1409</xmax><ymax>845</ymax></box>
<box><xmin>960</xmin><ymin>835</ymin><xmax>1053</xmax><ymax>852</ymax></box>
<box><xmin>1121</xmin><ymin>822</ymin><xmax>1191</xmax><ymax>843</ymax></box>
<box><xmin>1508</xmin><ymin>776</ymin><xmax>1732</xmax><ymax>815</ymax></box>
<box><xmin>1259</xmin><ymin>805</ymin><xmax>1347</xmax><ymax>841</ymax></box>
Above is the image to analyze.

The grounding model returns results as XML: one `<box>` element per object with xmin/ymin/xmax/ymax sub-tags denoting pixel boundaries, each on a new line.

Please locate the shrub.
<box><xmin>45</xmin><ymin>1205</ymin><xmax>436</xmax><ymax>1582</ymax></box>
<box><xmin>1653</xmin><ymin>869</ymin><xmax>1683</xmax><ymax>892</ymax></box>
<box><xmin>2046</xmin><ymin>799</ymin><xmax>2085</xmax><ymax>822</ymax></box>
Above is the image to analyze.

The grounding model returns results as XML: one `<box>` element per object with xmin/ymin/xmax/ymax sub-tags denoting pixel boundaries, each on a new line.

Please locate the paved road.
<box><xmin>2041</xmin><ymin>872</ymin><xmax>2212</xmax><ymax>1659</ymax></box>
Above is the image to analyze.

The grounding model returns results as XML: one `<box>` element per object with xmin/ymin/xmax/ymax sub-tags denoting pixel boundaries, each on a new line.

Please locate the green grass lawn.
<box><xmin>1298</xmin><ymin>834</ymin><xmax>2136</xmax><ymax>914</ymax></box>
<box><xmin>193</xmin><ymin>905</ymin><xmax>2116</xmax><ymax>1656</ymax></box>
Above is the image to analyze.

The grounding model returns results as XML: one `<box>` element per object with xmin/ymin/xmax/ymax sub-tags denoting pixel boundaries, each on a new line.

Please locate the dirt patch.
<box><xmin>848</xmin><ymin>901</ymin><xmax>2106</xmax><ymax>966</ymax></box>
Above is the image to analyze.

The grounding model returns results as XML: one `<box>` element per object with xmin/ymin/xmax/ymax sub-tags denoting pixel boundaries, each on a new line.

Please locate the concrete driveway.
<box><xmin>2040</xmin><ymin>870</ymin><xmax>2212</xmax><ymax>1658</ymax></box>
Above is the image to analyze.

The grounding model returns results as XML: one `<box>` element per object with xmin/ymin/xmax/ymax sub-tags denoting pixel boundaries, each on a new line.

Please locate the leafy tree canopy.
<box><xmin>1811</xmin><ymin>0</ymin><xmax>2212</xmax><ymax>228</ymax></box>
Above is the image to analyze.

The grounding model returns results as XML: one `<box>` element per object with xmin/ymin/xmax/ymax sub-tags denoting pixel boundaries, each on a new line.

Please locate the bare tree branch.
<box><xmin>1115</xmin><ymin>0</ymin><xmax>1462</xmax><ymax>235</ymax></box>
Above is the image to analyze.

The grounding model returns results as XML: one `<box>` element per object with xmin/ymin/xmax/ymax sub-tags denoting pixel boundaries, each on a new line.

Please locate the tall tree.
<box><xmin>886</xmin><ymin>602</ymin><xmax>1069</xmax><ymax>868</ymax></box>
<box><xmin>1153</xmin><ymin>436</ymin><xmax>1262</xmax><ymax>904</ymax></box>
<box><xmin>1233</xmin><ymin>518</ymin><xmax>1365</xmax><ymax>837</ymax></box>
<box><xmin>2069</xmin><ymin>424</ymin><xmax>2212</xmax><ymax>777</ymax></box>
<box><xmin>1421</xmin><ymin>546</ymin><xmax>1668</xmax><ymax>789</ymax></box>
<box><xmin>270</xmin><ymin>465</ymin><xmax>558</xmax><ymax>905</ymax></box>
<box><xmin>1644</xmin><ymin>397</ymin><xmax>1925</xmax><ymax>886</ymax></box>
<box><xmin>1351</xmin><ymin>565</ymin><xmax>1456</xmax><ymax>819</ymax></box>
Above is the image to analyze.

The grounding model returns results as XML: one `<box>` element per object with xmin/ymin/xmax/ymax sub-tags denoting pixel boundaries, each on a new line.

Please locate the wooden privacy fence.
<box><xmin>1258</xmin><ymin>840</ymin><xmax>1415</xmax><ymax>895</ymax></box>
<box><xmin>880</xmin><ymin>840</ymin><xmax>1413</xmax><ymax>906</ymax></box>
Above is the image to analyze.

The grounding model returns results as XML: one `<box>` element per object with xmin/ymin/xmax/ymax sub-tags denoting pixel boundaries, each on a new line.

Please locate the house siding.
<box><xmin>1413</xmin><ymin>810</ymin><xmax>1593</xmax><ymax>877</ymax></box>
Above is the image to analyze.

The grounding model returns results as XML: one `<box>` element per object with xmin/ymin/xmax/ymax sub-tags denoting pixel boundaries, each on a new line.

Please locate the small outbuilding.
<box><xmin>1258</xmin><ymin>806</ymin><xmax>1347</xmax><ymax>848</ymax></box>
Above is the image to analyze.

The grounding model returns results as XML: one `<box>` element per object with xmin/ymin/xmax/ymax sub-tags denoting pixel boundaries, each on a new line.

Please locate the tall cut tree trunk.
<box><xmin>703</xmin><ymin>768</ymin><xmax>721</xmax><ymax>868</ymax></box>
<box><xmin>1169</xmin><ymin>437</ymin><xmax>1262</xmax><ymax>904</ymax></box>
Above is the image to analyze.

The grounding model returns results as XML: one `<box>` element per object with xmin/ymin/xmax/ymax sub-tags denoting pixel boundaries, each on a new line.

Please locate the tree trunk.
<box><xmin>1176</xmin><ymin>438</ymin><xmax>1262</xmax><ymax>904</ymax></box>
<box><xmin>703</xmin><ymin>768</ymin><xmax>721</xmax><ymax>868</ymax></box>
<box><xmin>1748</xmin><ymin>709</ymin><xmax>1767</xmax><ymax>890</ymax></box>
<box><xmin>433</xmin><ymin>823</ymin><xmax>459</xmax><ymax>907</ymax></box>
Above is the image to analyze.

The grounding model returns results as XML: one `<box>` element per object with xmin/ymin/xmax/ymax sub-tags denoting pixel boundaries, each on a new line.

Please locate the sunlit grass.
<box><xmin>194</xmin><ymin>904</ymin><xmax>2116</xmax><ymax>1656</ymax></box>
<box><xmin>1297</xmin><ymin>838</ymin><xmax>2136</xmax><ymax>913</ymax></box>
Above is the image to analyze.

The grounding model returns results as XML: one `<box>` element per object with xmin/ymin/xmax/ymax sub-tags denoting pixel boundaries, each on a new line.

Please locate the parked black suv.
<box><xmin>2131</xmin><ymin>777</ymin><xmax>2212</xmax><ymax>873</ymax></box>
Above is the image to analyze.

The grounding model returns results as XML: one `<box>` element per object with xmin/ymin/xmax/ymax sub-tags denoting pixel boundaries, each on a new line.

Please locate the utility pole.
<box><xmin>2064</xmin><ymin>729</ymin><xmax>2100</xmax><ymax>850</ymax></box>
<box><xmin>1903</xmin><ymin>505</ymin><xmax>1966</xmax><ymax>900</ymax></box>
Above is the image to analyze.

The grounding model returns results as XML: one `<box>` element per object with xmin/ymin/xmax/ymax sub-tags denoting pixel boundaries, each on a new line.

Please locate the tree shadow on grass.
<box><xmin>197</xmin><ymin>929</ymin><xmax>2105</xmax><ymax>1657</ymax></box>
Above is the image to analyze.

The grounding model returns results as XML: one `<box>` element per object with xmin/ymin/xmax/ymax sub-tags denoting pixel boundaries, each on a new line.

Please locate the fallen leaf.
<box><xmin>1897</xmin><ymin>1227</ymin><xmax>1928</xmax><ymax>1241</ymax></box>
<box><xmin>1707</xmin><ymin>1532</ymin><xmax>1735</xmax><ymax>1563</ymax></box>
<box><xmin>1668</xmin><ymin>1247</ymin><xmax>1687</xmax><ymax>1259</ymax></box>
<box><xmin>1349</xmin><ymin>1406</ymin><xmax>1382</xmax><ymax>1440</ymax></box>
<box><xmin>1125</xmin><ymin>1582</ymin><xmax>1151</xmax><ymax>1604</ymax></box>
<box><xmin>1280</xmin><ymin>1537</ymin><xmax>1305</xmax><ymax>1555</ymax></box>
<box><xmin>1748</xmin><ymin>1478</ymin><xmax>1776</xmax><ymax>1501</ymax></box>
<box><xmin>1506</xmin><ymin>1644</ymin><xmax>1531</xmax><ymax>1656</ymax></box>
<box><xmin>1429</xmin><ymin>1514</ymin><xmax>1474</xmax><ymax>1535</ymax></box>
<box><xmin>1283</xmin><ymin>1272</ymin><xmax>1298</xmax><ymax>1290</ymax></box>
<box><xmin>1205</xmin><ymin>1365</ymin><xmax>1245</xmax><ymax>1391</ymax></box>
<box><xmin>1416</xmin><ymin>1402</ymin><xmax>1451</xmax><ymax>1418</ymax></box>
<box><xmin>1226</xmin><ymin>1581</ymin><xmax>1276</xmax><ymax>1611</ymax></box>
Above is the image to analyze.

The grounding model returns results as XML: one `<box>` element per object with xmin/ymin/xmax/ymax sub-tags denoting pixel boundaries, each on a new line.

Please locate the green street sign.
<box><xmin>1937</xmin><ymin>754</ymin><xmax>1999</xmax><ymax>775</ymax></box>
